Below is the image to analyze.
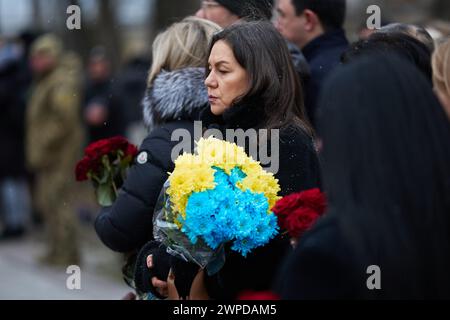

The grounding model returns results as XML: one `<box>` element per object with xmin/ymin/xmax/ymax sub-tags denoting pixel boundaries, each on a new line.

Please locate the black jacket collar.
<box><xmin>302</xmin><ymin>29</ymin><xmax>349</xmax><ymax>61</ymax></box>
<box><xmin>200</xmin><ymin>97</ymin><xmax>268</xmax><ymax>131</ymax></box>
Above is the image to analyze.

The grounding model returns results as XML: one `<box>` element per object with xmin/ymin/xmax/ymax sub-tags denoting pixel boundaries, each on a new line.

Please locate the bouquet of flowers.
<box><xmin>75</xmin><ymin>136</ymin><xmax>138</xmax><ymax>206</ymax></box>
<box><xmin>272</xmin><ymin>188</ymin><xmax>327</xmax><ymax>242</ymax></box>
<box><xmin>153</xmin><ymin>137</ymin><xmax>281</xmax><ymax>274</ymax></box>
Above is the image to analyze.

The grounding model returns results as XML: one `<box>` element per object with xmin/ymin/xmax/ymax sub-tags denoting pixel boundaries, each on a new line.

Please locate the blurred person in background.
<box><xmin>83</xmin><ymin>47</ymin><xmax>124</xmax><ymax>144</ymax></box>
<box><xmin>277</xmin><ymin>54</ymin><xmax>450</xmax><ymax>299</ymax></box>
<box><xmin>26</xmin><ymin>34</ymin><xmax>83</xmax><ymax>266</ymax></box>
<box><xmin>275</xmin><ymin>0</ymin><xmax>349</xmax><ymax>127</ymax></box>
<box><xmin>376</xmin><ymin>23</ymin><xmax>435</xmax><ymax>53</ymax></box>
<box><xmin>357</xmin><ymin>19</ymin><xmax>390</xmax><ymax>40</ymax></box>
<box><xmin>342</xmin><ymin>32</ymin><xmax>433</xmax><ymax>82</ymax></box>
<box><xmin>196</xmin><ymin>0</ymin><xmax>273</xmax><ymax>28</ymax></box>
<box><xmin>196</xmin><ymin>0</ymin><xmax>311</xmax><ymax>92</ymax></box>
<box><xmin>113</xmin><ymin>43</ymin><xmax>151</xmax><ymax>145</ymax></box>
<box><xmin>0</xmin><ymin>37</ymin><xmax>31</xmax><ymax>240</ymax></box>
<box><xmin>432</xmin><ymin>38</ymin><xmax>450</xmax><ymax>120</ymax></box>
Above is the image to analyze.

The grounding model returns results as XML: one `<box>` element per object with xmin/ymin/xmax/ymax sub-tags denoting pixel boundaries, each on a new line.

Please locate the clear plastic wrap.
<box><xmin>152</xmin><ymin>180</ymin><xmax>225</xmax><ymax>275</ymax></box>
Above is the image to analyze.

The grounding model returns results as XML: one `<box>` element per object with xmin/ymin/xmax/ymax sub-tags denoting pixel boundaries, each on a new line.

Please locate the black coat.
<box><xmin>95</xmin><ymin>67</ymin><xmax>209</xmax><ymax>253</ymax></box>
<box><xmin>199</xmin><ymin>101</ymin><xmax>322</xmax><ymax>299</ymax></box>
<box><xmin>0</xmin><ymin>55</ymin><xmax>30</xmax><ymax>178</ymax></box>
<box><xmin>277</xmin><ymin>210</ymin><xmax>450</xmax><ymax>300</ymax></box>
<box><xmin>83</xmin><ymin>78</ymin><xmax>125</xmax><ymax>143</ymax></box>
<box><xmin>276</xmin><ymin>213</ymin><xmax>366</xmax><ymax>299</ymax></box>
<box><xmin>112</xmin><ymin>57</ymin><xmax>151</xmax><ymax>126</ymax></box>
<box><xmin>302</xmin><ymin>29</ymin><xmax>349</xmax><ymax>127</ymax></box>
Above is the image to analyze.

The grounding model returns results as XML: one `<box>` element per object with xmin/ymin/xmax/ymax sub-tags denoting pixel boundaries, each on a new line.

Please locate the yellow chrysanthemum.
<box><xmin>238</xmin><ymin>164</ymin><xmax>281</xmax><ymax>212</ymax></box>
<box><xmin>167</xmin><ymin>152</ymin><xmax>216</xmax><ymax>216</ymax></box>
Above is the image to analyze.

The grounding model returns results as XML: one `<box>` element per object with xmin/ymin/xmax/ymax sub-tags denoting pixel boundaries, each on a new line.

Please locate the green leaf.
<box><xmin>98</xmin><ymin>168</ymin><xmax>110</xmax><ymax>184</ymax></box>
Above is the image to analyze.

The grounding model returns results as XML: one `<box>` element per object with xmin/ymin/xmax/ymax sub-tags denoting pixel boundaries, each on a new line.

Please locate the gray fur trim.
<box><xmin>143</xmin><ymin>67</ymin><xmax>208</xmax><ymax>129</ymax></box>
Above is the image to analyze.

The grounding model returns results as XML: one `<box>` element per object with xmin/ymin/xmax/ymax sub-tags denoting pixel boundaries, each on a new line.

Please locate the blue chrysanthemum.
<box><xmin>181</xmin><ymin>167</ymin><xmax>279</xmax><ymax>257</ymax></box>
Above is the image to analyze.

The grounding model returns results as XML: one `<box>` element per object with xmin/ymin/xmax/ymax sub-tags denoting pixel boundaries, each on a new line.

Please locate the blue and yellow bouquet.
<box><xmin>153</xmin><ymin>137</ymin><xmax>281</xmax><ymax>271</ymax></box>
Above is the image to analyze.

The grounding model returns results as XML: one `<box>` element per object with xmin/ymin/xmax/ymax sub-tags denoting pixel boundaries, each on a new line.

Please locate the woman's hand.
<box><xmin>147</xmin><ymin>254</ymin><xmax>169</xmax><ymax>298</ymax></box>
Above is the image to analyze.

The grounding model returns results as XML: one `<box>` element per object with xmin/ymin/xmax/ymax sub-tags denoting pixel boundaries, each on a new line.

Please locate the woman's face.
<box><xmin>205</xmin><ymin>40</ymin><xmax>249</xmax><ymax>115</ymax></box>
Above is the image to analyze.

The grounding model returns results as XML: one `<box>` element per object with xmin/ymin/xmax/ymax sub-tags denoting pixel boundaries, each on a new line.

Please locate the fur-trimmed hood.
<box><xmin>143</xmin><ymin>67</ymin><xmax>208</xmax><ymax>129</ymax></box>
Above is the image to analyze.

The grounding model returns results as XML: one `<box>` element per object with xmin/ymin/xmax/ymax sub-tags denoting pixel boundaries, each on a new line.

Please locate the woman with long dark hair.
<box><xmin>277</xmin><ymin>54</ymin><xmax>450</xmax><ymax>299</ymax></box>
<box><xmin>201</xmin><ymin>20</ymin><xmax>322</xmax><ymax>299</ymax></box>
<box><xmin>137</xmin><ymin>21</ymin><xmax>322</xmax><ymax>299</ymax></box>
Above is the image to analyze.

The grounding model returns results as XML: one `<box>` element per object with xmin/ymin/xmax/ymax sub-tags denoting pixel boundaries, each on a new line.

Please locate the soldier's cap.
<box><xmin>31</xmin><ymin>34</ymin><xmax>63</xmax><ymax>59</ymax></box>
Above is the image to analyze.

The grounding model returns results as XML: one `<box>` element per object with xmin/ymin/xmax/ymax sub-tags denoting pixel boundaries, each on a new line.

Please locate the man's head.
<box><xmin>88</xmin><ymin>46</ymin><xmax>111</xmax><ymax>82</ymax></box>
<box><xmin>275</xmin><ymin>0</ymin><xmax>346</xmax><ymax>48</ymax></box>
<box><xmin>195</xmin><ymin>0</ymin><xmax>274</xmax><ymax>28</ymax></box>
<box><xmin>30</xmin><ymin>34</ymin><xmax>62</xmax><ymax>76</ymax></box>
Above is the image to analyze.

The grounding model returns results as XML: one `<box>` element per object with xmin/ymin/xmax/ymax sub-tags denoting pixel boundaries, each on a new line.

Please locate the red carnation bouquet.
<box><xmin>272</xmin><ymin>188</ymin><xmax>327</xmax><ymax>245</ymax></box>
<box><xmin>75</xmin><ymin>136</ymin><xmax>138</xmax><ymax>206</ymax></box>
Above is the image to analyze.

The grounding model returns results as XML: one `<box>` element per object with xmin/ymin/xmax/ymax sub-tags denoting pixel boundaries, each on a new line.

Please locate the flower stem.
<box><xmin>111</xmin><ymin>175</ymin><xmax>118</xmax><ymax>199</ymax></box>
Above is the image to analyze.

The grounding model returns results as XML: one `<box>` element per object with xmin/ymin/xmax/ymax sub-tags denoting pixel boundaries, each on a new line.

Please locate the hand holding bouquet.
<box><xmin>75</xmin><ymin>136</ymin><xmax>138</xmax><ymax>206</ymax></box>
<box><xmin>153</xmin><ymin>137</ymin><xmax>281</xmax><ymax>275</ymax></box>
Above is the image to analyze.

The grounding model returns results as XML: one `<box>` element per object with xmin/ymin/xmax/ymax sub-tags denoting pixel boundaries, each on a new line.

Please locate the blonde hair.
<box><xmin>432</xmin><ymin>38</ymin><xmax>450</xmax><ymax>99</ymax></box>
<box><xmin>147</xmin><ymin>17</ymin><xmax>221</xmax><ymax>87</ymax></box>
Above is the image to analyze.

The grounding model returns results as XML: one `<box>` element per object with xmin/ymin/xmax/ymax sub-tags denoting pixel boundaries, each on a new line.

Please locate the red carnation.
<box><xmin>85</xmin><ymin>138</ymin><xmax>113</xmax><ymax>159</ymax></box>
<box><xmin>273</xmin><ymin>188</ymin><xmax>327</xmax><ymax>241</ymax></box>
<box><xmin>285</xmin><ymin>207</ymin><xmax>320</xmax><ymax>238</ymax></box>
<box><xmin>75</xmin><ymin>136</ymin><xmax>139</xmax><ymax>206</ymax></box>
<box><xmin>75</xmin><ymin>156</ymin><xmax>92</xmax><ymax>181</ymax></box>
<box><xmin>109</xmin><ymin>136</ymin><xmax>129</xmax><ymax>151</ymax></box>
<box><xmin>272</xmin><ymin>192</ymin><xmax>301</xmax><ymax>226</ymax></box>
<box><xmin>298</xmin><ymin>188</ymin><xmax>327</xmax><ymax>214</ymax></box>
<box><xmin>125</xmin><ymin>143</ymin><xmax>138</xmax><ymax>158</ymax></box>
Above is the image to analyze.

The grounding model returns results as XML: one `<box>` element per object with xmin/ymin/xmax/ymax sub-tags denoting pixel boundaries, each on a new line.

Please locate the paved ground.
<box><xmin>0</xmin><ymin>224</ymin><xmax>131</xmax><ymax>300</ymax></box>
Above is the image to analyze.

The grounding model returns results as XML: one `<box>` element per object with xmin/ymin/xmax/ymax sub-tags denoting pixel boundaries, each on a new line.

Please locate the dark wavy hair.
<box><xmin>206</xmin><ymin>21</ymin><xmax>313</xmax><ymax>135</ymax></box>
<box><xmin>318</xmin><ymin>54</ymin><xmax>450</xmax><ymax>298</ymax></box>
<box><xmin>342</xmin><ymin>32</ymin><xmax>432</xmax><ymax>81</ymax></box>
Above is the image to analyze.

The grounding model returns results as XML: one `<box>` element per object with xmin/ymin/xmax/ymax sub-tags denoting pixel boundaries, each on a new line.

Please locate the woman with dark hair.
<box><xmin>276</xmin><ymin>54</ymin><xmax>450</xmax><ymax>299</ymax></box>
<box><xmin>203</xmin><ymin>20</ymin><xmax>321</xmax><ymax>298</ymax></box>
<box><xmin>137</xmin><ymin>21</ymin><xmax>322</xmax><ymax>299</ymax></box>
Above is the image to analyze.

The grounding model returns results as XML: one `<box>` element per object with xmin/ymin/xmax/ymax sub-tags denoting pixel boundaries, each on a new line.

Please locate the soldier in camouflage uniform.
<box><xmin>26</xmin><ymin>34</ymin><xmax>83</xmax><ymax>266</ymax></box>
